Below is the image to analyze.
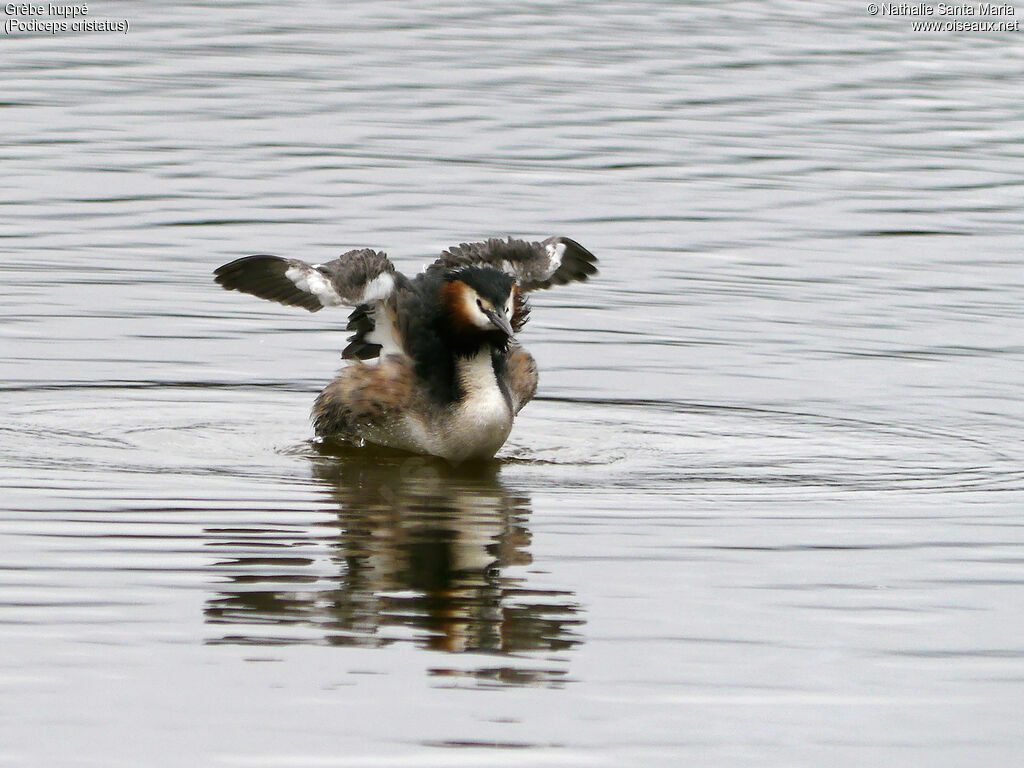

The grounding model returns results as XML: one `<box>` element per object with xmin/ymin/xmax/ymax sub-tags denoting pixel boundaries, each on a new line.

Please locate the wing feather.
<box><xmin>213</xmin><ymin>248</ymin><xmax>400</xmax><ymax>312</ymax></box>
<box><xmin>430</xmin><ymin>236</ymin><xmax>597</xmax><ymax>292</ymax></box>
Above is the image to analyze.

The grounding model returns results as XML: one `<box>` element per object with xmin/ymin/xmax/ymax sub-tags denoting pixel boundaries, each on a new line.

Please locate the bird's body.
<box><xmin>214</xmin><ymin>236</ymin><xmax>596</xmax><ymax>462</ymax></box>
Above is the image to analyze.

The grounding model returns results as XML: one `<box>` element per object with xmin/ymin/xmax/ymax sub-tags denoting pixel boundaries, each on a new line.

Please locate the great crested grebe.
<box><xmin>214</xmin><ymin>236</ymin><xmax>597</xmax><ymax>462</ymax></box>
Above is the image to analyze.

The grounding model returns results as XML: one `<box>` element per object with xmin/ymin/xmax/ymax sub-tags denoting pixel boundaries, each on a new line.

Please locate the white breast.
<box><xmin>442</xmin><ymin>350</ymin><xmax>513</xmax><ymax>462</ymax></box>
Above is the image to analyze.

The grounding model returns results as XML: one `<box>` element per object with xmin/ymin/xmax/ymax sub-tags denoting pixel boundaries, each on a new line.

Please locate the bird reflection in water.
<box><xmin>204</xmin><ymin>447</ymin><xmax>584</xmax><ymax>686</ymax></box>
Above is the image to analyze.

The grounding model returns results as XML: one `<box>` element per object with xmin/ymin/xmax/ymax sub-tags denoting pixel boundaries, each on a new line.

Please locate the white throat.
<box><xmin>456</xmin><ymin>349</ymin><xmax>499</xmax><ymax>393</ymax></box>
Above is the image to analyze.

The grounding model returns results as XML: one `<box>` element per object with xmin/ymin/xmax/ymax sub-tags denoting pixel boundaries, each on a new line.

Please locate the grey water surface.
<box><xmin>3</xmin><ymin>1</ymin><xmax>1024</xmax><ymax>766</ymax></box>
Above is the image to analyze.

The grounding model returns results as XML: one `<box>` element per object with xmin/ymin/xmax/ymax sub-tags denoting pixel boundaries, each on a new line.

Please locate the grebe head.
<box><xmin>439</xmin><ymin>266</ymin><xmax>520</xmax><ymax>350</ymax></box>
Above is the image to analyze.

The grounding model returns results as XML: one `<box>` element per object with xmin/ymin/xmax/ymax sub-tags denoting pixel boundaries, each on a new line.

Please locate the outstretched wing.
<box><xmin>213</xmin><ymin>248</ymin><xmax>402</xmax><ymax>312</ymax></box>
<box><xmin>430</xmin><ymin>236</ymin><xmax>597</xmax><ymax>291</ymax></box>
